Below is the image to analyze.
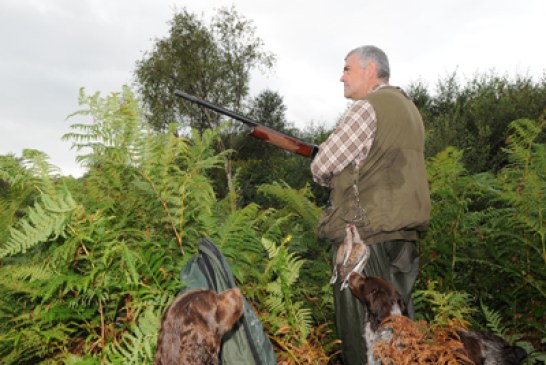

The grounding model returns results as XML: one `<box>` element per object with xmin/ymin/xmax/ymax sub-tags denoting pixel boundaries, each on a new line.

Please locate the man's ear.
<box><xmin>365</xmin><ymin>61</ymin><xmax>378</xmax><ymax>78</ymax></box>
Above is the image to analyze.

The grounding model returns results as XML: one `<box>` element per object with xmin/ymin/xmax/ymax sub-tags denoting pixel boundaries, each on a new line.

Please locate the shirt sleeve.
<box><xmin>310</xmin><ymin>99</ymin><xmax>377</xmax><ymax>187</ymax></box>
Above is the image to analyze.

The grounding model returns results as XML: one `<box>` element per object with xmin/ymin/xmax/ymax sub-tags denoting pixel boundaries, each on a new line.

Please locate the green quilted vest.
<box><xmin>318</xmin><ymin>86</ymin><xmax>431</xmax><ymax>244</ymax></box>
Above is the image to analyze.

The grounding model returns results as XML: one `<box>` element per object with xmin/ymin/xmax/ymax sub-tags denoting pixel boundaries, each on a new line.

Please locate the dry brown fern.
<box><xmin>373</xmin><ymin>316</ymin><xmax>475</xmax><ymax>364</ymax></box>
<box><xmin>272</xmin><ymin>322</ymin><xmax>340</xmax><ymax>365</ymax></box>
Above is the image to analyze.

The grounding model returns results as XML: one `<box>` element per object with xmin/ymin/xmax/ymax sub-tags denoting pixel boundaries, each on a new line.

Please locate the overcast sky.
<box><xmin>1</xmin><ymin>0</ymin><xmax>545</xmax><ymax>177</ymax></box>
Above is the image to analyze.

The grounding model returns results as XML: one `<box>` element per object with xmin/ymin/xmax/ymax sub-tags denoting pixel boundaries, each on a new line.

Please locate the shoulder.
<box><xmin>367</xmin><ymin>86</ymin><xmax>408</xmax><ymax>102</ymax></box>
<box><xmin>366</xmin><ymin>87</ymin><xmax>413</xmax><ymax>113</ymax></box>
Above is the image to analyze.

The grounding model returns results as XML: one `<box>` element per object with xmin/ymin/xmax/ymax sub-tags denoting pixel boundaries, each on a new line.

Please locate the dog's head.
<box><xmin>348</xmin><ymin>272</ymin><xmax>408</xmax><ymax>330</ymax></box>
<box><xmin>155</xmin><ymin>288</ymin><xmax>244</xmax><ymax>364</ymax></box>
<box><xmin>167</xmin><ymin>288</ymin><xmax>243</xmax><ymax>337</ymax></box>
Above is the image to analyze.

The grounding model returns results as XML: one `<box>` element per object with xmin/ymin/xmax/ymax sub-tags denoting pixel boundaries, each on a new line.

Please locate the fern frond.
<box><xmin>260</xmin><ymin>236</ymin><xmax>311</xmax><ymax>341</ymax></box>
<box><xmin>105</xmin><ymin>295</ymin><xmax>171</xmax><ymax>364</ymax></box>
<box><xmin>0</xmin><ymin>265</ymin><xmax>47</xmax><ymax>297</ymax></box>
<box><xmin>258</xmin><ymin>181</ymin><xmax>320</xmax><ymax>230</ymax></box>
<box><xmin>262</xmin><ymin>236</ymin><xmax>282</xmax><ymax>260</ymax></box>
<box><xmin>120</xmin><ymin>242</ymin><xmax>141</xmax><ymax>285</ymax></box>
<box><xmin>414</xmin><ymin>281</ymin><xmax>474</xmax><ymax>329</ymax></box>
<box><xmin>0</xmin><ymin>190</ymin><xmax>77</xmax><ymax>258</ymax></box>
<box><xmin>63</xmin><ymin>86</ymin><xmax>145</xmax><ymax>168</ymax></box>
<box><xmin>503</xmin><ymin>118</ymin><xmax>544</xmax><ymax>164</ymax></box>
<box><xmin>0</xmin><ymin>302</ymin><xmax>74</xmax><ymax>364</ymax></box>
<box><xmin>480</xmin><ymin>303</ymin><xmax>507</xmax><ymax>338</ymax></box>
<box><xmin>4</xmin><ymin>263</ymin><xmax>52</xmax><ymax>283</ymax></box>
<box><xmin>179</xmin><ymin>128</ymin><xmax>232</xmax><ymax>173</ymax></box>
<box><xmin>0</xmin><ymin>153</ymin><xmax>35</xmax><ymax>188</ymax></box>
<box><xmin>39</xmin><ymin>272</ymin><xmax>88</xmax><ymax>303</ymax></box>
<box><xmin>497</xmin><ymin>118</ymin><xmax>545</xmax><ymax>263</ymax></box>
<box><xmin>20</xmin><ymin>149</ymin><xmax>61</xmax><ymax>194</ymax></box>
<box><xmin>426</xmin><ymin>146</ymin><xmax>466</xmax><ymax>194</ymax></box>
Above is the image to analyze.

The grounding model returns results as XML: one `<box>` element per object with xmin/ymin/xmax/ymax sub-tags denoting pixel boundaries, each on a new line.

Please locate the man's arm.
<box><xmin>311</xmin><ymin>100</ymin><xmax>377</xmax><ymax>187</ymax></box>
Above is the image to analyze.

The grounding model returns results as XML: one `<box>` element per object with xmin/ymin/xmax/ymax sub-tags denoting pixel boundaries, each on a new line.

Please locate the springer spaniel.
<box><xmin>348</xmin><ymin>272</ymin><xmax>527</xmax><ymax>365</ymax></box>
<box><xmin>154</xmin><ymin>288</ymin><xmax>244</xmax><ymax>365</ymax></box>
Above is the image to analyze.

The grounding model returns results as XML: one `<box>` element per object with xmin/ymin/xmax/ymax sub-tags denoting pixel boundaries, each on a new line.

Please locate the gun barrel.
<box><xmin>174</xmin><ymin>90</ymin><xmax>319</xmax><ymax>158</ymax></box>
<box><xmin>174</xmin><ymin>90</ymin><xmax>257</xmax><ymax>127</ymax></box>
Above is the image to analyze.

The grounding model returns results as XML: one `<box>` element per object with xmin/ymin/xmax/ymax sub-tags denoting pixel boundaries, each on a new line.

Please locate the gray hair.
<box><xmin>346</xmin><ymin>45</ymin><xmax>390</xmax><ymax>81</ymax></box>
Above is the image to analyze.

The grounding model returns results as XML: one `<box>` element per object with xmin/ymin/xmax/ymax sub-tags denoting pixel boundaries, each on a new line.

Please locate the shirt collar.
<box><xmin>371</xmin><ymin>83</ymin><xmax>388</xmax><ymax>93</ymax></box>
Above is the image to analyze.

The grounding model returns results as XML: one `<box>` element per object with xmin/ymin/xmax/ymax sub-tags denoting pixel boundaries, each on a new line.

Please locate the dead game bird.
<box><xmin>330</xmin><ymin>224</ymin><xmax>370</xmax><ymax>290</ymax></box>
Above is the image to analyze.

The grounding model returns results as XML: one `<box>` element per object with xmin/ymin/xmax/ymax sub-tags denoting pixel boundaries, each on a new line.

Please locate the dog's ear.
<box><xmin>348</xmin><ymin>272</ymin><xmax>367</xmax><ymax>304</ymax></box>
<box><xmin>215</xmin><ymin>288</ymin><xmax>244</xmax><ymax>334</ymax></box>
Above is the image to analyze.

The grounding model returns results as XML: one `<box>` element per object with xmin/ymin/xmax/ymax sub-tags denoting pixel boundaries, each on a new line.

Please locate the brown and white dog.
<box><xmin>153</xmin><ymin>288</ymin><xmax>244</xmax><ymax>365</ymax></box>
<box><xmin>348</xmin><ymin>272</ymin><xmax>527</xmax><ymax>365</ymax></box>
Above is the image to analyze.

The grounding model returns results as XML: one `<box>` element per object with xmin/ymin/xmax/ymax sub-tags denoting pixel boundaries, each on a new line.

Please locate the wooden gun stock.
<box><xmin>174</xmin><ymin>90</ymin><xmax>319</xmax><ymax>158</ymax></box>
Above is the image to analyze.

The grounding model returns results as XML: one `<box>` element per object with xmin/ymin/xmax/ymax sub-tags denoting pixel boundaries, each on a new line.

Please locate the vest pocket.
<box><xmin>318</xmin><ymin>205</ymin><xmax>348</xmax><ymax>243</ymax></box>
<box><xmin>340</xmin><ymin>205</ymin><xmax>371</xmax><ymax>230</ymax></box>
<box><xmin>317</xmin><ymin>203</ymin><xmax>372</xmax><ymax>243</ymax></box>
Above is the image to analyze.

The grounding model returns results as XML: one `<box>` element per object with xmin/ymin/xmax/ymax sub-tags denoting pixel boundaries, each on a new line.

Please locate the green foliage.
<box><xmin>498</xmin><ymin>118</ymin><xmax>546</xmax><ymax>264</ymax></box>
<box><xmin>480</xmin><ymin>304</ymin><xmax>546</xmax><ymax>365</ymax></box>
<box><xmin>257</xmin><ymin>182</ymin><xmax>333</xmax><ymax>313</ymax></box>
<box><xmin>64</xmin><ymin>86</ymin><xmax>143</xmax><ymax>168</ymax></box>
<box><xmin>0</xmin><ymin>152</ymin><xmax>59</xmax><ymax>244</ymax></box>
<box><xmin>419</xmin><ymin>117</ymin><xmax>545</xmax><ymax>357</ymax></box>
<box><xmin>0</xmin><ymin>190</ymin><xmax>77</xmax><ymax>258</ymax></box>
<box><xmin>105</xmin><ymin>297</ymin><xmax>169</xmax><ymax>364</ymax></box>
<box><xmin>413</xmin><ymin>281</ymin><xmax>475</xmax><ymax>329</ymax></box>
<box><xmin>134</xmin><ymin>7</ymin><xmax>280</xmax><ymax>214</ymax></box>
<box><xmin>0</xmin><ymin>88</ymin><xmax>223</xmax><ymax>363</ymax></box>
<box><xmin>0</xmin><ymin>86</ymin><xmax>332</xmax><ymax>363</ymax></box>
<box><xmin>225</xmin><ymin>89</ymin><xmax>320</xmax><ymax>207</ymax></box>
<box><xmin>261</xmin><ymin>236</ymin><xmax>312</xmax><ymax>341</ymax></box>
<box><xmin>134</xmin><ymin>6</ymin><xmax>275</xmax><ymax>132</ymax></box>
<box><xmin>408</xmin><ymin>73</ymin><xmax>546</xmax><ymax>173</ymax></box>
<box><xmin>258</xmin><ymin>181</ymin><xmax>320</xmax><ymax>232</ymax></box>
<box><xmin>1</xmin><ymin>77</ymin><xmax>545</xmax><ymax>363</ymax></box>
<box><xmin>481</xmin><ymin>303</ymin><xmax>511</xmax><ymax>338</ymax></box>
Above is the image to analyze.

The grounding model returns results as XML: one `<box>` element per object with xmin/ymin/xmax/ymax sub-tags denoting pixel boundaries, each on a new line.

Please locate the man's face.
<box><xmin>340</xmin><ymin>53</ymin><xmax>373</xmax><ymax>100</ymax></box>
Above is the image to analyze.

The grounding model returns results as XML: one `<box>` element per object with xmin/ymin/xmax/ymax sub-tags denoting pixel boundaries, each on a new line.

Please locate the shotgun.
<box><xmin>174</xmin><ymin>90</ymin><xmax>319</xmax><ymax>158</ymax></box>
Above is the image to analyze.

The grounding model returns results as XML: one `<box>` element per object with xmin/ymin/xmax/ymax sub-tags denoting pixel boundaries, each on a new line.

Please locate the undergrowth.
<box><xmin>0</xmin><ymin>88</ymin><xmax>543</xmax><ymax>364</ymax></box>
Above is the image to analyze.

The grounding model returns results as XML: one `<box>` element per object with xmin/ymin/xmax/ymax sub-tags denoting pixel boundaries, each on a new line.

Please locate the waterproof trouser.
<box><xmin>333</xmin><ymin>239</ymin><xmax>420</xmax><ymax>365</ymax></box>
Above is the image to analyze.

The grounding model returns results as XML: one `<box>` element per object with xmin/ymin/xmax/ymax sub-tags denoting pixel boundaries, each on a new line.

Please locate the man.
<box><xmin>311</xmin><ymin>45</ymin><xmax>431</xmax><ymax>364</ymax></box>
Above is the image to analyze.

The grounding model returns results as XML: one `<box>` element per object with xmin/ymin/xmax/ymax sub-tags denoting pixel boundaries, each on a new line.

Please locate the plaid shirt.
<box><xmin>311</xmin><ymin>99</ymin><xmax>377</xmax><ymax>187</ymax></box>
